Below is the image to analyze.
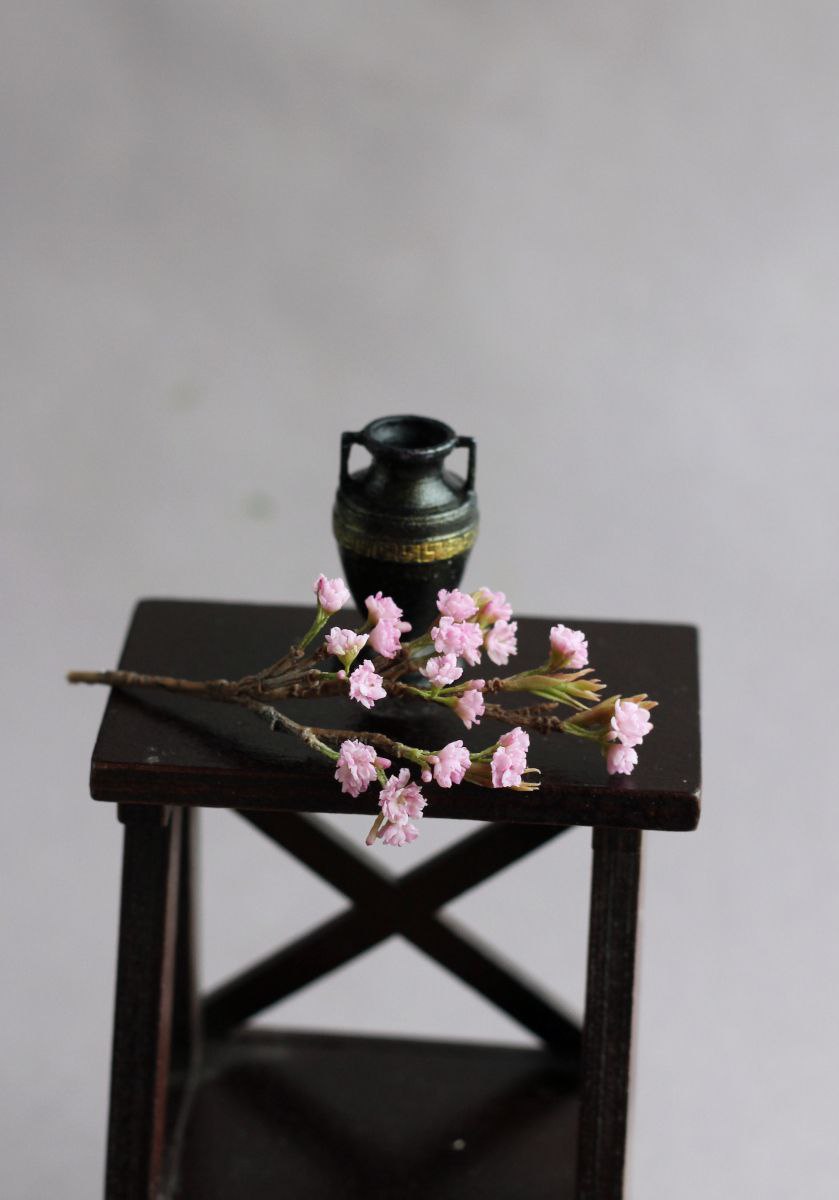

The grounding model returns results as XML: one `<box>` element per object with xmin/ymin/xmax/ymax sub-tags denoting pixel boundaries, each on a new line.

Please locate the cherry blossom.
<box><xmin>431</xmin><ymin>616</ymin><xmax>483</xmax><ymax>666</ymax></box>
<box><xmin>421</xmin><ymin>653</ymin><xmax>463</xmax><ymax>688</ymax></box>
<box><xmin>380</xmin><ymin>822</ymin><xmax>419</xmax><ymax>847</ymax></box>
<box><xmin>549</xmin><ymin>624</ymin><xmax>589</xmax><ymax>669</ymax></box>
<box><xmin>378</xmin><ymin>769</ymin><xmax>427</xmax><ymax>824</ymax></box>
<box><xmin>475</xmin><ymin>588</ymin><xmax>513</xmax><ymax>624</ymax></box>
<box><xmin>365</xmin><ymin>592</ymin><xmax>409</xmax><ymax>626</ymax></box>
<box><xmin>325</xmin><ymin>627</ymin><xmax>368</xmax><ymax>665</ymax></box>
<box><xmin>610</xmin><ymin>699</ymin><xmax>653</xmax><ymax>748</ymax></box>
<box><xmin>334</xmin><ymin>739</ymin><xmax>378</xmax><ymax>797</ymax></box>
<box><xmin>314</xmin><ymin>574</ymin><xmax>350</xmax><ymax>615</ymax></box>
<box><xmin>455</xmin><ymin>682</ymin><xmax>485</xmax><ymax>729</ymax></box>
<box><xmin>348</xmin><ymin>660</ymin><xmax>386</xmax><ymax>709</ymax></box>
<box><xmin>368</xmin><ymin>618</ymin><xmax>408</xmax><ymax>659</ymax></box>
<box><xmin>485</xmin><ymin>619</ymin><xmax>518</xmax><ymax>666</ymax></box>
<box><xmin>436</xmin><ymin>588</ymin><xmax>478</xmax><ymax>621</ymax></box>
<box><xmin>491</xmin><ymin>726</ymin><xmax>530</xmax><ymax>789</ymax></box>
<box><xmin>428</xmin><ymin>740</ymin><xmax>471</xmax><ymax>788</ymax></box>
<box><xmin>606</xmin><ymin>743</ymin><xmax>638</xmax><ymax>776</ymax></box>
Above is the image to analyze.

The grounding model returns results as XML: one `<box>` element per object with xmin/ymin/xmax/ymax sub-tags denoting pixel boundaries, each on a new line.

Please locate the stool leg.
<box><xmin>171</xmin><ymin>808</ymin><xmax>200</xmax><ymax>1077</ymax></box>
<box><xmin>576</xmin><ymin>827</ymin><xmax>642</xmax><ymax>1200</ymax></box>
<box><xmin>105</xmin><ymin>805</ymin><xmax>182</xmax><ymax>1200</ymax></box>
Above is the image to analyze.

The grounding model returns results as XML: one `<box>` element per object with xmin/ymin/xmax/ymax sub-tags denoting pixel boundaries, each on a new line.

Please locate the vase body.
<box><xmin>333</xmin><ymin>415</ymin><xmax>478</xmax><ymax>632</ymax></box>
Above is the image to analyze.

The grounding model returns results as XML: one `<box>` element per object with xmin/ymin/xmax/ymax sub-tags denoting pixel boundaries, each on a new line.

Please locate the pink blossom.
<box><xmin>314</xmin><ymin>574</ymin><xmax>350</xmax><ymax>615</ymax></box>
<box><xmin>334</xmin><ymin>739</ymin><xmax>378</xmax><ymax>798</ymax></box>
<box><xmin>549</xmin><ymin>624</ymin><xmax>589</xmax><ymax>669</ymax></box>
<box><xmin>476</xmin><ymin>588</ymin><xmax>513</xmax><ymax>624</ymax></box>
<box><xmin>365</xmin><ymin>592</ymin><xmax>407</xmax><ymax>626</ymax></box>
<box><xmin>348</xmin><ymin>660</ymin><xmax>386</xmax><ymax>709</ymax></box>
<box><xmin>491</xmin><ymin>748</ymin><xmax>525</xmax><ymax>789</ymax></box>
<box><xmin>491</xmin><ymin>726</ymin><xmax>530</xmax><ymax>788</ymax></box>
<box><xmin>610</xmin><ymin>699</ymin><xmax>653</xmax><ymax>748</ymax></box>
<box><xmin>421</xmin><ymin>653</ymin><xmax>463</xmax><ymax>688</ymax></box>
<box><xmin>378</xmin><ymin>769</ymin><xmax>427</xmax><ymax>824</ymax></box>
<box><xmin>380</xmin><ymin>821</ymin><xmax>419</xmax><ymax>847</ymax></box>
<box><xmin>368</xmin><ymin>618</ymin><xmax>408</xmax><ymax>659</ymax></box>
<box><xmin>428</xmin><ymin>740</ymin><xmax>471</xmax><ymax>788</ymax></box>
<box><xmin>430</xmin><ymin>615</ymin><xmax>463</xmax><ymax>656</ymax></box>
<box><xmin>325</xmin><ymin>627</ymin><xmax>368</xmax><ymax>664</ymax></box>
<box><xmin>606</xmin><ymin>743</ymin><xmax>638</xmax><ymax>776</ymax></box>
<box><xmin>485</xmin><ymin>619</ymin><xmax>518</xmax><ymax>666</ymax></box>
<box><xmin>499</xmin><ymin>726</ymin><xmax>530</xmax><ymax>759</ymax></box>
<box><xmin>431</xmin><ymin>616</ymin><xmax>483</xmax><ymax>666</ymax></box>
<box><xmin>436</xmin><ymin>588</ymin><xmax>478</xmax><ymax>621</ymax></box>
<box><xmin>455</xmin><ymin>683</ymin><xmax>485</xmax><ymax>729</ymax></box>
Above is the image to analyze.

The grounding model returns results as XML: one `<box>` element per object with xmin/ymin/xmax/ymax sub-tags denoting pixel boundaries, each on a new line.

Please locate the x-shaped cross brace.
<box><xmin>203</xmin><ymin>812</ymin><xmax>580</xmax><ymax>1063</ymax></box>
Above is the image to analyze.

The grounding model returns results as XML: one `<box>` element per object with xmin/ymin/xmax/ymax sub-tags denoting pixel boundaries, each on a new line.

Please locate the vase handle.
<box><xmin>340</xmin><ymin>431</ymin><xmax>362</xmax><ymax>489</ymax></box>
<box><xmin>455</xmin><ymin>435</ymin><xmax>476</xmax><ymax>495</ymax></box>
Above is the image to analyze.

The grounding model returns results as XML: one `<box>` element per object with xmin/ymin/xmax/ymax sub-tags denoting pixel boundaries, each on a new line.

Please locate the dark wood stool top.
<box><xmin>90</xmin><ymin>598</ymin><xmax>701</xmax><ymax>831</ymax></box>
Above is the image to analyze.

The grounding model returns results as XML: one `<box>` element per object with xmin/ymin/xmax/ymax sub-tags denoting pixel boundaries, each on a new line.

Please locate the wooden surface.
<box><xmin>168</xmin><ymin>1030</ymin><xmax>579</xmax><ymax>1200</ymax></box>
<box><xmin>89</xmin><ymin>599</ymin><xmax>701</xmax><ymax>831</ymax></box>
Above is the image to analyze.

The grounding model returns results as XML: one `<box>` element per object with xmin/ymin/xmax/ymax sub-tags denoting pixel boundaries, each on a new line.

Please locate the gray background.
<box><xmin>3</xmin><ymin>2</ymin><xmax>838</xmax><ymax>1196</ymax></box>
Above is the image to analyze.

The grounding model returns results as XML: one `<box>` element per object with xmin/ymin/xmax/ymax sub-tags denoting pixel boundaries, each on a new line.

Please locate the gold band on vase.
<box><xmin>333</xmin><ymin>514</ymin><xmax>478</xmax><ymax>564</ymax></box>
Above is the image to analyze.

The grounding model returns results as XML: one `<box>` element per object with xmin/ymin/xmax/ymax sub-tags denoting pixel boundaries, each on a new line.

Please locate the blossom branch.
<box><xmin>68</xmin><ymin>577</ymin><xmax>659</xmax><ymax>847</ymax></box>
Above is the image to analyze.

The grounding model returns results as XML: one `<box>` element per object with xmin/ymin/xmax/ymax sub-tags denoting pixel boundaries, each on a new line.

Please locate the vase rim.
<box><xmin>360</xmin><ymin>415</ymin><xmax>457</xmax><ymax>461</ymax></box>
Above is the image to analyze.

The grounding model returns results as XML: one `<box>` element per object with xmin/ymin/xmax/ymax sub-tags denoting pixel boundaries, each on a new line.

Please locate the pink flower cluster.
<box><xmin>431</xmin><ymin>614</ymin><xmax>484</xmax><ymax>666</ymax></box>
<box><xmin>491</xmin><ymin>727</ymin><xmax>530</xmax><ymax>789</ymax></box>
<box><xmin>334</xmin><ymin>739</ymin><xmax>391</xmax><ymax>798</ymax></box>
<box><xmin>605</xmin><ymin>699</ymin><xmax>654</xmax><ymax>776</ymax></box>
<box><xmin>365</xmin><ymin>591</ymin><xmax>412</xmax><ymax>659</ymax></box>
<box><xmin>429</xmin><ymin>586</ymin><xmax>518</xmax><ymax>672</ymax></box>
<box><xmin>376</xmin><ymin>768</ymin><xmax>427</xmax><ymax>846</ymax></box>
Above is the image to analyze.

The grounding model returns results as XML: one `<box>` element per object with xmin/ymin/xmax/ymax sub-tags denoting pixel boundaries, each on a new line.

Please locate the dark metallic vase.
<box><xmin>333</xmin><ymin>415</ymin><xmax>478</xmax><ymax>632</ymax></box>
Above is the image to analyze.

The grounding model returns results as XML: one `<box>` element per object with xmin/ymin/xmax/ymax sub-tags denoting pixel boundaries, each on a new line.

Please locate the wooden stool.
<box><xmin>88</xmin><ymin>600</ymin><xmax>701</xmax><ymax>1199</ymax></box>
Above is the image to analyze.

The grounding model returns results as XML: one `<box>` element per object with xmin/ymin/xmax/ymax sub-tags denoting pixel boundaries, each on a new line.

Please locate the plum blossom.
<box><xmin>431</xmin><ymin>616</ymin><xmax>483</xmax><ymax>666</ymax></box>
<box><xmin>325</xmin><ymin>627</ymin><xmax>368</xmax><ymax>667</ymax></box>
<box><xmin>436</xmin><ymin>588</ymin><xmax>478</xmax><ymax>621</ymax></box>
<box><xmin>368</xmin><ymin>618</ymin><xmax>409</xmax><ymax>659</ymax></box>
<box><xmin>380</xmin><ymin>821</ymin><xmax>419</xmax><ymax>847</ymax></box>
<box><xmin>314</xmin><ymin>574</ymin><xmax>350</xmax><ymax>615</ymax></box>
<box><xmin>485</xmin><ymin>619</ymin><xmax>518</xmax><ymax>666</ymax></box>
<box><xmin>549</xmin><ymin>624</ymin><xmax>589</xmax><ymax>669</ymax></box>
<box><xmin>334</xmin><ymin>739</ymin><xmax>379</xmax><ymax>797</ymax></box>
<box><xmin>609</xmin><ymin>699</ymin><xmax>653</xmax><ymax>748</ymax></box>
<box><xmin>606</xmin><ymin>743</ymin><xmax>638</xmax><ymax>776</ymax></box>
<box><xmin>348</xmin><ymin>660</ymin><xmax>386</xmax><ymax>709</ymax></box>
<box><xmin>475</xmin><ymin>588</ymin><xmax>513</xmax><ymax>625</ymax></box>
<box><xmin>455</xmin><ymin>682</ymin><xmax>485</xmax><ymax>729</ymax></box>
<box><xmin>421</xmin><ymin>653</ymin><xmax>463</xmax><ymax>688</ymax></box>
<box><xmin>491</xmin><ymin>727</ymin><xmax>530</xmax><ymax>789</ymax></box>
<box><xmin>427</xmin><ymin>740</ymin><xmax>471</xmax><ymax>788</ymax></box>
<box><xmin>378</xmin><ymin>769</ymin><xmax>427</xmax><ymax>825</ymax></box>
